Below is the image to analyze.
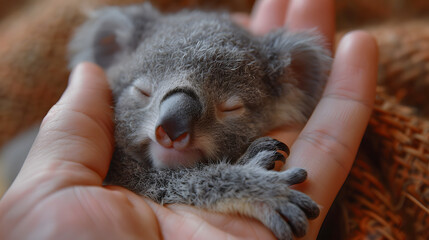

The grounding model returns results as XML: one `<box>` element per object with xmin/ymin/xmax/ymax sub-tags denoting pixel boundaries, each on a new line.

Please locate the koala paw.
<box><xmin>211</xmin><ymin>166</ymin><xmax>319</xmax><ymax>240</ymax></box>
<box><xmin>252</xmin><ymin>168</ymin><xmax>319</xmax><ymax>240</ymax></box>
<box><xmin>238</xmin><ymin>137</ymin><xmax>290</xmax><ymax>170</ymax></box>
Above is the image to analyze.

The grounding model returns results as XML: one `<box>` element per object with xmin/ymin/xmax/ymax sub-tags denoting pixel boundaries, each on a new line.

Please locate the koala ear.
<box><xmin>68</xmin><ymin>3</ymin><xmax>159</xmax><ymax>69</ymax></box>
<box><xmin>262</xmin><ymin>30</ymin><xmax>332</xmax><ymax>116</ymax></box>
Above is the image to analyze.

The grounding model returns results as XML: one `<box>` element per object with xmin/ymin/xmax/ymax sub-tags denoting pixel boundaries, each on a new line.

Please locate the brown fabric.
<box><xmin>372</xmin><ymin>20</ymin><xmax>429</xmax><ymax>117</ymax></box>
<box><xmin>364</xmin><ymin>88</ymin><xmax>428</xmax><ymax>240</ymax></box>
<box><xmin>340</xmin><ymin>20</ymin><xmax>429</xmax><ymax>239</ymax></box>
<box><xmin>343</xmin><ymin>152</ymin><xmax>406</xmax><ymax>240</ymax></box>
<box><xmin>342</xmin><ymin>87</ymin><xmax>428</xmax><ymax>240</ymax></box>
<box><xmin>335</xmin><ymin>0</ymin><xmax>429</xmax><ymax>29</ymax></box>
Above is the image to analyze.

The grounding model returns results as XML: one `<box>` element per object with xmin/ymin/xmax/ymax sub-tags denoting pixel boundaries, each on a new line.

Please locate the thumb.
<box><xmin>14</xmin><ymin>63</ymin><xmax>114</xmax><ymax>188</ymax></box>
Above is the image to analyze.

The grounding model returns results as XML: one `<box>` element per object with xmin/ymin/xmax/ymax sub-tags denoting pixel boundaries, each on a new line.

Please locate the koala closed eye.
<box><xmin>133</xmin><ymin>81</ymin><xmax>152</xmax><ymax>98</ymax></box>
<box><xmin>129</xmin><ymin>82</ymin><xmax>152</xmax><ymax>107</ymax></box>
<box><xmin>134</xmin><ymin>86</ymin><xmax>151</xmax><ymax>97</ymax></box>
<box><xmin>216</xmin><ymin>96</ymin><xmax>245</xmax><ymax>120</ymax></box>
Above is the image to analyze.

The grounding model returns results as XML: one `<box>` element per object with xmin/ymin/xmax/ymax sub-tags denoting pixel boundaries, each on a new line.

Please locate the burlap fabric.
<box><xmin>0</xmin><ymin>0</ymin><xmax>428</xmax><ymax>239</ymax></box>
<box><xmin>339</xmin><ymin>20</ymin><xmax>429</xmax><ymax>239</ymax></box>
<box><xmin>343</xmin><ymin>87</ymin><xmax>428</xmax><ymax>240</ymax></box>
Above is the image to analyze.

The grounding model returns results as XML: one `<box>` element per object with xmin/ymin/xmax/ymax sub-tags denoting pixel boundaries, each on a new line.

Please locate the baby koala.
<box><xmin>69</xmin><ymin>3</ymin><xmax>331</xmax><ymax>240</ymax></box>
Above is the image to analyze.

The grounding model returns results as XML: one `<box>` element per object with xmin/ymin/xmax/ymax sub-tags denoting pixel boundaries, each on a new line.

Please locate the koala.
<box><xmin>68</xmin><ymin>3</ymin><xmax>331</xmax><ymax>240</ymax></box>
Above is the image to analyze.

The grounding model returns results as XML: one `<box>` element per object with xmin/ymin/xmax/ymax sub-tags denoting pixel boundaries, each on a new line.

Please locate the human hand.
<box><xmin>175</xmin><ymin>0</ymin><xmax>378</xmax><ymax>238</ymax></box>
<box><xmin>246</xmin><ymin>0</ymin><xmax>378</xmax><ymax>238</ymax></box>
<box><xmin>0</xmin><ymin>1</ymin><xmax>378</xmax><ymax>240</ymax></box>
<box><xmin>0</xmin><ymin>62</ymin><xmax>277</xmax><ymax>239</ymax></box>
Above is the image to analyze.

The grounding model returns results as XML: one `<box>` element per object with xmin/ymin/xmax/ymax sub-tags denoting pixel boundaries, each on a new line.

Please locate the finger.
<box><xmin>285</xmin><ymin>31</ymin><xmax>378</xmax><ymax>238</ymax></box>
<box><xmin>267</xmin><ymin>0</ymin><xmax>335</xmax><ymax>143</ymax></box>
<box><xmin>146</xmin><ymin>202</ymin><xmax>242</xmax><ymax>240</ymax></box>
<box><xmin>250</xmin><ymin>0</ymin><xmax>290</xmax><ymax>35</ymax></box>
<box><xmin>16</xmin><ymin>63</ymin><xmax>114</xmax><ymax>187</ymax></box>
<box><xmin>286</xmin><ymin>0</ymin><xmax>335</xmax><ymax>50</ymax></box>
<box><xmin>230</xmin><ymin>13</ymin><xmax>251</xmax><ymax>29</ymax></box>
<box><xmin>104</xmin><ymin>186</ymin><xmax>161</xmax><ymax>239</ymax></box>
<box><xmin>166</xmin><ymin>204</ymin><xmax>276</xmax><ymax>240</ymax></box>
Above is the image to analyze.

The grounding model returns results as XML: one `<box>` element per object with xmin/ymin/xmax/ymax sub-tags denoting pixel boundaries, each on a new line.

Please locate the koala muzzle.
<box><xmin>155</xmin><ymin>91</ymin><xmax>202</xmax><ymax>149</ymax></box>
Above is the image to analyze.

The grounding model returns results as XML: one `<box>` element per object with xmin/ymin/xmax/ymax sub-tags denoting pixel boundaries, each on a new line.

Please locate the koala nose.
<box><xmin>155</xmin><ymin>91</ymin><xmax>202</xmax><ymax>150</ymax></box>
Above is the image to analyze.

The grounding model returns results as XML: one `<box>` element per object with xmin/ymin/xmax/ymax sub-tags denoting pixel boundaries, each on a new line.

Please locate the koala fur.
<box><xmin>69</xmin><ymin>3</ymin><xmax>331</xmax><ymax>240</ymax></box>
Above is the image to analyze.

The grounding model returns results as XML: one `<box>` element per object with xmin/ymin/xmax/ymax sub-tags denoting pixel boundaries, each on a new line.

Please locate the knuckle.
<box><xmin>324</xmin><ymin>88</ymin><xmax>373</xmax><ymax>111</ymax></box>
<box><xmin>298</xmin><ymin>128</ymin><xmax>354</xmax><ymax>172</ymax></box>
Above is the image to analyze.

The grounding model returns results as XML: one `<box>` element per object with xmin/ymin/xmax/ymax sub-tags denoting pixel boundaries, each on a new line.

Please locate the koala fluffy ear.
<box><xmin>262</xmin><ymin>30</ymin><xmax>332</xmax><ymax>116</ymax></box>
<box><xmin>68</xmin><ymin>3</ymin><xmax>159</xmax><ymax>69</ymax></box>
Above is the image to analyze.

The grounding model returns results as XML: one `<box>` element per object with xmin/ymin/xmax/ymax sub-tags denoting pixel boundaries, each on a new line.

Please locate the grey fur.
<box><xmin>68</xmin><ymin>3</ymin><xmax>331</xmax><ymax>239</ymax></box>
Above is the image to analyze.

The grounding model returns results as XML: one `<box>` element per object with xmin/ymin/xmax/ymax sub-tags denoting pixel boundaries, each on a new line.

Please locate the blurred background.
<box><xmin>0</xmin><ymin>0</ymin><xmax>428</xmax><ymax>239</ymax></box>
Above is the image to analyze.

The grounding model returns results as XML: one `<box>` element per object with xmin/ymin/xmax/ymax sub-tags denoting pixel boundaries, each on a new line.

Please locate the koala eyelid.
<box><xmin>219</xmin><ymin>96</ymin><xmax>244</xmax><ymax>112</ymax></box>
<box><xmin>133</xmin><ymin>85</ymin><xmax>151</xmax><ymax>97</ymax></box>
<box><xmin>221</xmin><ymin>104</ymin><xmax>244</xmax><ymax>112</ymax></box>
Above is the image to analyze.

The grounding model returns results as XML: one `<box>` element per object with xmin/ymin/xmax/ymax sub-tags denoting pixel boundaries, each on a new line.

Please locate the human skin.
<box><xmin>0</xmin><ymin>0</ymin><xmax>378</xmax><ymax>239</ymax></box>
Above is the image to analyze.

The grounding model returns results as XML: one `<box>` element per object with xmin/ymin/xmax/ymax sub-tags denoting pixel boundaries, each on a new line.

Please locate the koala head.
<box><xmin>68</xmin><ymin>3</ymin><xmax>331</xmax><ymax>169</ymax></box>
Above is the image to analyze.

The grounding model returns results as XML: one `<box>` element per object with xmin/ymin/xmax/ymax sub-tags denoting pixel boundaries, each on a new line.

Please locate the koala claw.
<box><xmin>248</xmin><ymin>137</ymin><xmax>290</xmax><ymax>156</ymax></box>
<box><xmin>239</xmin><ymin>137</ymin><xmax>290</xmax><ymax>169</ymax></box>
<box><xmin>287</xmin><ymin>189</ymin><xmax>321</xmax><ymax>219</ymax></box>
<box><xmin>281</xmin><ymin>168</ymin><xmax>308</xmax><ymax>185</ymax></box>
<box><xmin>253</xmin><ymin>185</ymin><xmax>319</xmax><ymax>240</ymax></box>
<box><xmin>279</xmin><ymin>168</ymin><xmax>320</xmax><ymax>219</ymax></box>
<box><xmin>252</xmin><ymin>167</ymin><xmax>319</xmax><ymax>239</ymax></box>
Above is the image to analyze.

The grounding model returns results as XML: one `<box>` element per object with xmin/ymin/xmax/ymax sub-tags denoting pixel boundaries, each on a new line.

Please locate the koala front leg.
<box><xmin>106</xmin><ymin>138</ymin><xmax>319</xmax><ymax>240</ymax></box>
<box><xmin>136</xmin><ymin>163</ymin><xmax>319</xmax><ymax>240</ymax></box>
